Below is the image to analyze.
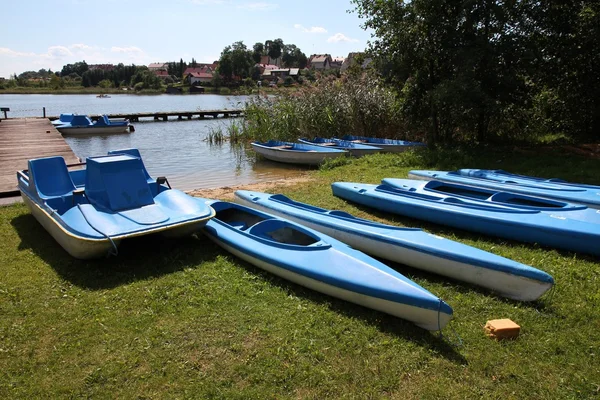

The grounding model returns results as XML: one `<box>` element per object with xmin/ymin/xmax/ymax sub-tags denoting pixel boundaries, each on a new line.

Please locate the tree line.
<box><xmin>217</xmin><ymin>38</ymin><xmax>308</xmax><ymax>83</ymax></box>
<box><xmin>352</xmin><ymin>0</ymin><xmax>599</xmax><ymax>143</ymax></box>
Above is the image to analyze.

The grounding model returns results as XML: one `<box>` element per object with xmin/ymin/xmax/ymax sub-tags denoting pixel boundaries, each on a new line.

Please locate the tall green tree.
<box><xmin>265</xmin><ymin>38</ymin><xmax>284</xmax><ymax>62</ymax></box>
<box><xmin>353</xmin><ymin>0</ymin><xmax>535</xmax><ymax>143</ymax></box>
<box><xmin>217</xmin><ymin>41</ymin><xmax>253</xmax><ymax>82</ymax></box>
<box><xmin>282</xmin><ymin>44</ymin><xmax>308</xmax><ymax>68</ymax></box>
<box><xmin>252</xmin><ymin>42</ymin><xmax>264</xmax><ymax>64</ymax></box>
<box><xmin>530</xmin><ymin>1</ymin><xmax>600</xmax><ymax>140</ymax></box>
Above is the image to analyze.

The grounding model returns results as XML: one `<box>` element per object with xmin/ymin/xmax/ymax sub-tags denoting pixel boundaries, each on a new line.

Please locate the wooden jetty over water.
<box><xmin>48</xmin><ymin>109</ymin><xmax>244</xmax><ymax>122</ymax></box>
<box><xmin>0</xmin><ymin>118</ymin><xmax>79</xmax><ymax>197</ymax></box>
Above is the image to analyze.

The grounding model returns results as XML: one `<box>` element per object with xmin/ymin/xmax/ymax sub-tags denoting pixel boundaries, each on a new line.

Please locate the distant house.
<box><xmin>183</xmin><ymin>64</ymin><xmax>218</xmax><ymax>76</ymax></box>
<box><xmin>260</xmin><ymin>55</ymin><xmax>280</xmax><ymax>67</ymax></box>
<box><xmin>154</xmin><ymin>70</ymin><xmax>171</xmax><ymax>79</ymax></box>
<box><xmin>308</xmin><ymin>54</ymin><xmax>332</xmax><ymax>70</ymax></box>
<box><xmin>340</xmin><ymin>52</ymin><xmax>373</xmax><ymax>73</ymax></box>
<box><xmin>186</xmin><ymin>72</ymin><xmax>213</xmax><ymax>85</ymax></box>
<box><xmin>330</xmin><ymin>56</ymin><xmax>345</xmax><ymax>70</ymax></box>
<box><xmin>148</xmin><ymin>63</ymin><xmax>168</xmax><ymax>71</ymax></box>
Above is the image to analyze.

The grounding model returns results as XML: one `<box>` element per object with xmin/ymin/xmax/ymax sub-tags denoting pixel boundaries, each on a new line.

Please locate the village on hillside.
<box><xmin>0</xmin><ymin>52</ymin><xmax>372</xmax><ymax>93</ymax></box>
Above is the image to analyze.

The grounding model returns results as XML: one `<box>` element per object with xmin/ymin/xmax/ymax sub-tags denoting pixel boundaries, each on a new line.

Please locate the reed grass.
<box><xmin>241</xmin><ymin>74</ymin><xmax>410</xmax><ymax>143</ymax></box>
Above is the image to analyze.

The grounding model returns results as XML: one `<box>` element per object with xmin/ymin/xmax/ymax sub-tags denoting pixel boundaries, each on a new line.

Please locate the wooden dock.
<box><xmin>0</xmin><ymin>118</ymin><xmax>79</xmax><ymax>197</ymax></box>
<box><xmin>48</xmin><ymin>109</ymin><xmax>243</xmax><ymax>123</ymax></box>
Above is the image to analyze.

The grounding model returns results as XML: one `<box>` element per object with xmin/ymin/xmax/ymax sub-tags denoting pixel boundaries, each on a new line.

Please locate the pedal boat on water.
<box><xmin>55</xmin><ymin>114</ymin><xmax>132</xmax><ymax>135</ymax></box>
<box><xmin>200</xmin><ymin>199</ymin><xmax>453</xmax><ymax>331</ymax></box>
<box><xmin>408</xmin><ymin>169</ymin><xmax>600</xmax><ymax>209</ymax></box>
<box><xmin>332</xmin><ymin>179</ymin><xmax>600</xmax><ymax>257</ymax></box>
<box><xmin>235</xmin><ymin>190</ymin><xmax>554</xmax><ymax>301</ymax></box>
<box><xmin>17</xmin><ymin>148</ymin><xmax>215</xmax><ymax>259</ymax></box>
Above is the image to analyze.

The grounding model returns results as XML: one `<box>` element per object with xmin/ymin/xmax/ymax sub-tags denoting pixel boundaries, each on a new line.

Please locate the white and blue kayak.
<box><xmin>251</xmin><ymin>140</ymin><xmax>347</xmax><ymax>165</ymax></box>
<box><xmin>298</xmin><ymin>137</ymin><xmax>381</xmax><ymax>157</ymax></box>
<box><xmin>235</xmin><ymin>190</ymin><xmax>554</xmax><ymax>301</ymax></box>
<box><xmin>200</xmin><ymin>199</ymin><xmax>453</xmax><ymax>330</ymax></box>
<box><xmin>409</xmin><ymin>169</ymin><xmax>600</xmax><ymax>209</ymax></box>
<box><xmin>332</xmin><ymin>179</ymin><xmax>600</xmax><ymax>257</ymax></box>
<box><xmin>340</xmin><ymin>135</ymin><xmax>426</xmax><ymax>153</ymax></box>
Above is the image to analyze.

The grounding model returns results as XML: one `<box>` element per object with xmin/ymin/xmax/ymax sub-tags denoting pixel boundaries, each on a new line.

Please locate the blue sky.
<box><xmin>0</xmin><ymin>0</ymin><xmax>373</xmax><ymax>77</ymax></box>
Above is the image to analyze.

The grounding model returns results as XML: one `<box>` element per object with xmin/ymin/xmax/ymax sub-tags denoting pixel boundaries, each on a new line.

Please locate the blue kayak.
<box><xmin>200</xmin><ymin>199</ymin><xmax>453</xmax><ymax>330</ymax></box>
<box><xmin>332</xmin><ymin>179</ymin><xmax>600</xmax><ymax>257</ymax></box>
<box><xmin>409</xmin><ymin>169</ymin><xmax>600</xmax><ymax>209</ymax></box>
<box><xmin>340</xmin><ymin>135</ymin><xmax>426</xmax><ymax>153</ymax></box>
<box><xmin>17</xmin><ymin>148</ymin><xmax>215</xmax><ymax>259</ymax></box>
<box><xmin>235</xmin><ymin>190</ymin><xmax>554</xmax><ymax>301</ymax></box>
<box><xmin>298</xmin><ymin>137</ymin><xmax>381</xmax><ymax>157</ymax></box>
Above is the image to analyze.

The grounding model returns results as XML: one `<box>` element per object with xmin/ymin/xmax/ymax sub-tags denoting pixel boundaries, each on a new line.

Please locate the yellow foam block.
<box><xmin>485</xmin><ymin>319</ymin><xmax>520</xmax><ymax>340</ymax></box>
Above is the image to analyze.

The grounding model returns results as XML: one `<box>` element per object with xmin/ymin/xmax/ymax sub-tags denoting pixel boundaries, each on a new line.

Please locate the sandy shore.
<box><xmin>186</xmin><ymin>175</ymin><xmax>313</xmax><ymax>201</ymax></box>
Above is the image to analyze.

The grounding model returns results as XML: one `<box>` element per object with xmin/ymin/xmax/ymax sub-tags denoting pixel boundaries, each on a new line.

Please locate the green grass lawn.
<box><xmin>1</xmin><ymin>147</ymin><xmax>599</xmax><ymax>398</ymax></box>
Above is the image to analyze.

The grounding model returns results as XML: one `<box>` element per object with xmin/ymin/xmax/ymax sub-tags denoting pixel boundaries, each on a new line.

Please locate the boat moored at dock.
<box><xmin>55</xmin><ymin>115</ymin><xmax>133</xmax><ymax>135</ymax></box>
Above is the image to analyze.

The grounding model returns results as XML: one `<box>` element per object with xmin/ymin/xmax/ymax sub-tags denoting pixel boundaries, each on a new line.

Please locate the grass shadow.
<box><xmin>11</xmin><ymin>213</ymin><xmax>221</xmax><ymax>291</ymax></box>
<box><xmin>222</xmin><ymin>254</ymin><xmax>468</xmax><ymax>364</ymax></box>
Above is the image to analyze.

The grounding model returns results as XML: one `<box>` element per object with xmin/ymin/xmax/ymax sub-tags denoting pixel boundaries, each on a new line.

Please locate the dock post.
<box><xmin>43</xmin><ymin>107</ymin><xmax>46</xmax><ymax>118</ymax></box>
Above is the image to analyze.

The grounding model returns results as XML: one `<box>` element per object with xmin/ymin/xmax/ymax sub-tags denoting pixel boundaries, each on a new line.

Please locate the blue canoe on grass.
<box><xmin>17</xmin><ymin>148</ymin><xmax>215</xmax><ymax>259</ymax></box>
<box><xmin>200</xmin><ymin>199</ymin><xmax>453</xmax><ymax>330</ymax></box>
<box><xmin>409</xmin><ymin>169</ymin><xmax>600</xmax><ymax>210</ymax></box>
<box><xmin>340</xmin><ymin>135</ymin><xmax>426</xmax><ymax>153</ymax></box>
<box><xmin>251</xmin><ymin>140</ymin><xmax>347</xmax><ymax>165</ymax></box>
<box><xmin>235</xmin><ymin>190</ymin><xmax>554</xmax><ymax>301</ymax></box>
<box><xmin>298</xmin><ymin>137</ymin><xmax>382</xmax><ymax>157</ymax></box>
<box><xmin>332</xmin><ymin>179</ymin><xmax>600</xmax><ymax>257</ymax></box>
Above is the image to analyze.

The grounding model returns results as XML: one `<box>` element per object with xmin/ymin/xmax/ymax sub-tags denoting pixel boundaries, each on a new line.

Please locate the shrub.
<box><xmin>241</xmin><ymin>73</ymin><xmax>409</xmax><ymax>142</ymax></box>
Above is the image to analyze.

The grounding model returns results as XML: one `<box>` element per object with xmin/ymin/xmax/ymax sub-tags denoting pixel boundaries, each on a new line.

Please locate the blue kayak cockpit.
<box><xmin>210</xmin><ymin>201</ymin><xmax>328</xmax><ymax>248</ymax></box>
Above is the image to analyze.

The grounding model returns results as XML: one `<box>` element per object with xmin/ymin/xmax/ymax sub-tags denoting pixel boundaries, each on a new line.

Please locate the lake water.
<box><xmin>1</xmin><ymin>94</ymin><xmax>308</xmax><ymax>191</ymax></box>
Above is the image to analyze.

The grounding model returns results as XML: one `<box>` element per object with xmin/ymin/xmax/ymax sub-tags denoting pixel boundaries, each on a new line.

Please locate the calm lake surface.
<box><xmin>1</xmin><ymin>94</ymin><xmax>307</xmax><ymax>191</ymax></box>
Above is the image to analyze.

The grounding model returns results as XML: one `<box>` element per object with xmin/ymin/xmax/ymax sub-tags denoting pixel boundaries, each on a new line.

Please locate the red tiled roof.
<box><xmin>188</xmin><ymin>72</ymin><xmax>213</xmax><ymax>79</ymax></box>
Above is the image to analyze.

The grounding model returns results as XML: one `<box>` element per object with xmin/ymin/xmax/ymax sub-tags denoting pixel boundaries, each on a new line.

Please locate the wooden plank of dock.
<box><xmin>0</xmin><ymin>118</ymin><xmax>79</xmax><ymax>196</ymax></box>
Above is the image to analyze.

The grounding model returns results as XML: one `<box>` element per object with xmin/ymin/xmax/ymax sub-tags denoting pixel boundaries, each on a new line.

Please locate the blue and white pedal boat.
<box><xmin>298</xmin><ymin>137</ymin><xmax>381</xmax><ymax>157</ymax></box>
<box><xmin>340</xmin><ymin>135</ymin><xmax>426</xmax><ymax>153</ymax></box>
<box><xmin>235</xmin><ymin>190</ymin><xmax>554</xmax><ymax>301</ymax></box>
<box><xmin>251</xmin><ymin>140</ymin><xmax>347</xmax><ymax>165</ymax></box>
<box><xmin>409</xmin><ymin>169</ymin><xmax>600</xmax><ymax>209</ymax></box>
<box><xmin>55</xmin><ymin>115</ymin><xmax>132</xmax><ymax>135</ymax></box>
<box><xmin>332</xmin><ymin>179</ymin><xmax>600</xmax><ymax>257</ymax></box>
<box><xmin>200</xmin><ymin>199</ymin><xmax>453</xmax><ymax>330</ymax></box>
<box><xmin>17</xmin><ymin>148</ymin><xmax>215</xmax><ymax>259</ymax></box>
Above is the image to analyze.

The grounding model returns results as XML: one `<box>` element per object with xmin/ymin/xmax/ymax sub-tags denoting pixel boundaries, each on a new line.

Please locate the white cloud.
<box><xmin>0</xmin><ymin>48</ymin><xmax>36</xmax><ymax>57</ymax></box>
<box><xmin>47</xmin><ymin>46</ymin><xmax>73</xmax><ymax>58</ymax></box>
<box><xmin>293</xmin><ymin>24</ymin><xmax>327</xmax><ymax>34</ymax></box>
<box><xmin>327</xmin><ymin>33</ymin><xmax>359</xmax><ymax>43</ymax></box>
<box><xmin>238</xmin><ymin>2</ymin><xmax>278</xmax><ymax>10</ymax></box>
